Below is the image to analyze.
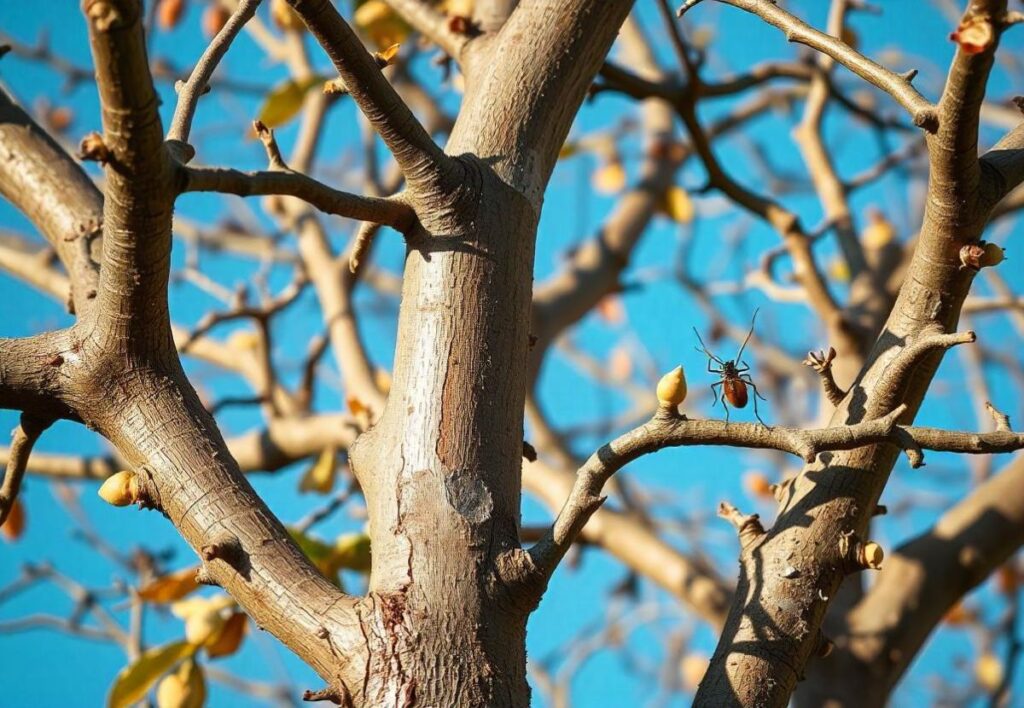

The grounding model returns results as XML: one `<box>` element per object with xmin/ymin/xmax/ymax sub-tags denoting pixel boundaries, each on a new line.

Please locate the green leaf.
<box><xmin>256</xmin><ymin>76</ymin><xmax>324</xmax><ymax>129</ymax></box>
<box><xmin>333</xmin><ymin>532</ymin><xmax>372</xmax><ymax>572</ymax></box>
<box><xmin>108</xmin><ymin>640</ymin><xmax>196</xmax><ymax>708</ymax></box>
<box><xmin>289</xmin><ymin>528</ymin><xmax>343</xmax><ymax>587</ymax></box>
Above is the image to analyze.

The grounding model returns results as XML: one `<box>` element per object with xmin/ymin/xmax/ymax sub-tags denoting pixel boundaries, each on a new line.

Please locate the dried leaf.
<box><xmin>205</xmin><ymin>612</ymin><xmax>247</xmax><ymax>659</ymax></box>
<box><xmin>299</xmin><ymin>447</ymin><xmax>338</xmax><ymax>495</ymax></box>
<box><xmin>157</xmin><ymin>0</ymin><xmax>186</xmax><ymax>30</ymax></box>
<box><xmin>743</xmin><ymin>471</ymin><xmax>774</xmax><ymax>500</ymax></box>
<box><xmin>202</xmin><ymin>4</ymin><xmax>230</xmax><ymax>38</ymax></box>
<box><xmin>108</xmin><ymin>640</ymin><xmax>196</xmax><ymax>708</ymax></box>
<box><xmin>139</xmin><ymin>567</ymin><xmax>200</xmax><ymax>604</ymax></box>
<box><xmin>1</xmin><ymin>497</ymin><xmax>25</xmax><ymax>541</ymax></box>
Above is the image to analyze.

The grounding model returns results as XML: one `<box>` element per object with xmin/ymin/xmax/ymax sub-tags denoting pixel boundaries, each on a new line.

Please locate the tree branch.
<box><xmin>83</xmin><ymin>0</ymin><xmax>175</xmax><ymax>331</ymax></box>
<box><xmin>166</xmin><ymin>0</ymin><xmax>264</xmax><ymax>158</ymax></box>
<box><xmin>677</xmin><ymin>0</ymin><xmax>938</xmax><ymax>131</ymax></box>
<box><xmin>287</xmin><ymin>0</ymin><xmax>453</xmax><ymax>192</ymax></box>
<box><xmin>0</xmin><ymin>414</ymin><xmax>51</xmax><ymax>526</ymax></box>
<box><xmin>382</xmin><ymin>0</ymin><xmax>471</xmax><ymax>61</ymax></box>
<box><xmin>0</xmin><ymin>88</ymin><xmax>101</xmax><ymax>314</ymax></box>
<box><xmin>181</xmin><ymin>164</ymin><xmax>414</xmax><ymax>232</ymax></box>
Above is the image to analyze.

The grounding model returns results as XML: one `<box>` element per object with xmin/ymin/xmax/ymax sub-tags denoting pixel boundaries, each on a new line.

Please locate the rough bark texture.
<box><xmin>2</xmin><ymin>0</ymin><xmax>1024</xmax><ymax>706</ymax></box>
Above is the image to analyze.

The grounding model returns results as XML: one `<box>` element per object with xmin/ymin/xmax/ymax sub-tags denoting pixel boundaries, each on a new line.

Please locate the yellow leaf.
<box><xmin>108</xmin><ymin>641</ymin><xmax>196</xmax><ymax>708</ymax></box>
<box><xmin>440</xmin><ymin>0</ymin><xmax>474</xmax><ymax>15</ymax></box>
<box><xmin>592</xmin><ymin>161</ymin><xmax>626</xmax><ymax>195</ymax></box>
<box><xmin>558</xmin><ymin>141</ymin><xmax>579</xmax><ymax>160</ymax></box>
<box><xmin>374</xmin><ymin>368</ymin><xmax>393</xmax><ymax>395</ymax></box>
<box><xmin>680</xmin><ymin>654</ymin><xmax>709</xmax><ymax>691</ymax></box>
<box><xmin>270</xmin><ymin>0</ymin><xmax>305</xmax><ymax>32</ymax></box>
<box><xmin>976</xmin><ymin>652</ymin><xmax>1004</xmax><ymax>691</ymax></box>
<box><xmin>861</xmin><ymin>211</ymin><xmax>895</xmax><ymax>249</ymax></box>
<box><xmin>171</xmin><ymin>595</ymin><xmax>235</xmax><ymax>647</ymax></box>
<box><xmin>354</xmin><ymin>0</ymin><xmax>411</xmax><ymax>49</ymax></box>
<box><xmin>156</xmin><ymin>658</ymin><xmax>205</xmax><ymax>708</ymax></box>
<box><xmin>333</xmin><ymin>532</ymin><xmax>372</xmax><ymax>572</ymax></box>
<box><xmin>660</xmin><ymin>186</ymin><xmax>694</xmax><ymax>223</ymax></box>
<box><xmin>828</xmin><ymin>257</ymin><xmax>850</xmax><ymax>283</ymax></box>
<box><xmin>256</xmin><ymin>76</ymin><xmax>323</xmax><ymax>129</ymax></box>
<box><xmin>299</xmin><ymin>447</ymin><xmax>338</xmax><ymax>495</ymax></box>
<box><xmin>138</xmin><ymin>567</ymin><xmax>200</xmax><ymax>604</ymax></box>
<box><xmin>205</xmin><ymin>612</ymin><xmax>247</xmax><ymax>659</ymax></box>
<box><xmin>227</xmin><ymin>329</ymin><xmax>261</xmax><ymax>352</ymax></box>
<box><xmin>290</xmin><ymin>528</ymin><xmax>343</xmax><ymax>585</ymax></box>
<box><xmin>1</xmin><ymin>497</ymin><xmax>25</xmax><ymax>542</ymax></box>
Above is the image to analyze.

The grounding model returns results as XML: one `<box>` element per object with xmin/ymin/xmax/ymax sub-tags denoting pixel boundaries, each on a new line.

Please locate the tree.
<box><xmin>0</xmin><ymin>0</ymin><xmax>1023</xmax><ymax>705</ymax></box>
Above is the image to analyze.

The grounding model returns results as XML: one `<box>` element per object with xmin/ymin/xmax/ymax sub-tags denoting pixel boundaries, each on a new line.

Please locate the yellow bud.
<box><xmin>593</xmin><ymin>161</ymin><xmax>626</xmax><ymax>195</ymax></box>
<box><xmin>98</xmin><ymin>471</ymin><xmax>139</xmax><ymax>507</ymax></box>
<box><xmin>976</xmin><ymin>652</ymin><xmax>1004</xmax><ymax>691</ymax></box>
<box><xmin>980</xmin><ymin>242</ymin><xmax>1005</xmax><ymax>267</ymax></box>
<box><xmin>656</xmin><ymin>366</ymin><xmax>687</xmax><ymax>408</ymax></box>
<box><xmin>860</xmin><ymin>541</ymin><xmax>884</xmax><ymax>570</ymax></box>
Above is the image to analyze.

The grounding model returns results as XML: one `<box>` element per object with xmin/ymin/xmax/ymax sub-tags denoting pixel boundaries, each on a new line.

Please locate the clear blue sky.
<box><xmin>0</xmin><ymin>0</ymin><xmax>1022</xmax><ymax>705</ymax></box>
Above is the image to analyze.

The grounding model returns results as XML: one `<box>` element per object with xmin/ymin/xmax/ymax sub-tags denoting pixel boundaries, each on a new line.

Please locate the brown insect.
<box><xmin>693</xmin><ymin>310</ymin><xmax>768</xmax><ymax>425</ymax></box>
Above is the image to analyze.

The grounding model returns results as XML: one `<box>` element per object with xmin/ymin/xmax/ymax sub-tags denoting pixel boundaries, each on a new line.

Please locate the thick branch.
<box><xmin>287</xmin><ymin>0</ymin><xmax>452</xmax><ymax>191</ymax></box>
<box><xmin>0</xmin><ymin>88</ymin><xmax>101</xmax><ymax>314</ymax></box>
<box><xmin>83</xmin><ymin>0</ymin><xmax>175</xmax><ymax>331</ymax></box>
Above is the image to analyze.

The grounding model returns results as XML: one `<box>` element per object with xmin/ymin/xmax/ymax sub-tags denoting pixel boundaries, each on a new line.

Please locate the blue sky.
<box><xmin>0</xmin><ymin>0</ymin><xmax>1022</xmax><ymax>705</ymax></box>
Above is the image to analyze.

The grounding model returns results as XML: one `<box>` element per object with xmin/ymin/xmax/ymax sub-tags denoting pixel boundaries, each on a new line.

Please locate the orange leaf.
<box><xmin>138</xmin><ymin>567</ymin><xmax>200</xmax><ymax>604</ymax></box>
<box><xmin>157</xmin><ymin>0</ymin><xmax>186</xmax><ymax>30</ymax></box>
<box><xmin>205</xmin><ymin>612</ymin><xmax>247</xmax><ymax>659</ymax></box>
<box><xmin>596</xmin><ymin>295</ymin><xmax>625</xmax><ymax>326</ymax></box>
<box><xmin>1</xmin><ymin>498</ymin><xmax>25</xmax><ymax>542</ymax></box>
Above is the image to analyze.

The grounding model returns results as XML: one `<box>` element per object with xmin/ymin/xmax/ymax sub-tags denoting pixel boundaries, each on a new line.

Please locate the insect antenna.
<box><xmin>693</xmin><ymin>326</ymin><xmax>725</xmax><ymax>365</ymax></box>
<box><xmin>734</xmin><ymin>308</ymin><xmax>760</xmax><ymax>363</ymax></box>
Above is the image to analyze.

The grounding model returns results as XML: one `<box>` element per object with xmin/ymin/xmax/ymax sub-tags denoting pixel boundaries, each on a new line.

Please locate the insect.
<box><xmin>693</xmin><ymin>310</ymin><xmax>768</xmax><ymax>425</ymax></box>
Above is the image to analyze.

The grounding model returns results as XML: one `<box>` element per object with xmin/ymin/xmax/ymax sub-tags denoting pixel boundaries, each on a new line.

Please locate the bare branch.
<box><xmin>166</xmin><ymin>0</ymin><xmax>263</xmax><ymax>157</ymax></box>
<box><xmin>0</xmin><ymin>414</ymin><xmax>51</xmax><ymax>526</ymax></box>
<box><xmin>181</xmin><ymin>164</ymin><xmax>414</xmax><ymax>233</ymax></box>
<box><xmin>678</xmin><ymin>0</ymin><xmax>938</xmax><ymax>130</ymax></box>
